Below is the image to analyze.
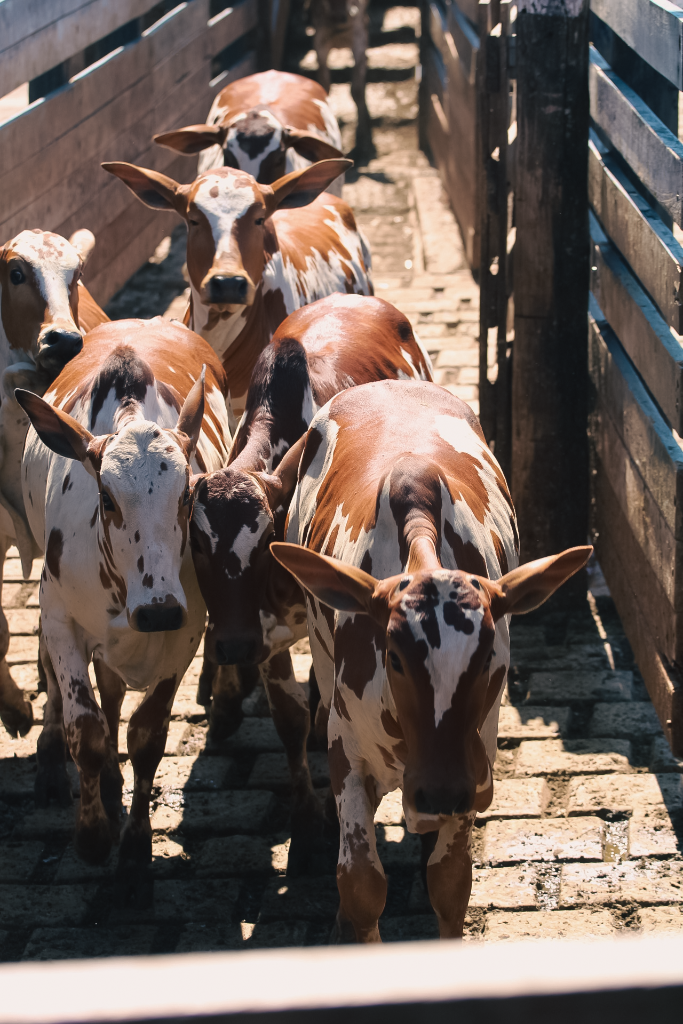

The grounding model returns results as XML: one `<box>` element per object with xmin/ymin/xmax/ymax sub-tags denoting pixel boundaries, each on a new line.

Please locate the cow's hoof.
<box><xmin>0</xmin><ymin>692</ymin><xmax>33</xmax><ymax>738</ymax></box>
<box><xmin>118</xmin><ymin>822</ymin><xmax>152</xmax><ymax>871</ymax></box>
<box><xmin>75</xmin><ymin>816</ymin><xmax>113</xmax><ymax>865</ymax></box>
<box><xmin>329</xmin><ymin>916</ymin><xmax>356</xmax><ymax>945</ymax></box>
<box><xmin>207</xmin><ymin>702</ymin><xmax>243</xmax><ymax>749</ymax></box>
<box><xmin>34</xmin><ymin>764</ymin><xmax>72</xmax><ymax>808</ymax></box>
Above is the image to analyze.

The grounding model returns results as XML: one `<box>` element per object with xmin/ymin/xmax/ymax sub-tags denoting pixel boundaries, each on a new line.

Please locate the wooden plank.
<box><xmin>588</xmin><ymin>299</ymin><xmax>683</xmax><ymax>537</ymax></box>
<box><xmin>589</xmin><ymin>46</ymin><xmax>683</xmax><ymax>226</ymax></box>
<box><xmin>447</xmin><ymin>1</ymin><xmax>479</xmax><ymax>85</ymax></box>
<box><xmin>590</xmin><ymin>213</ymin><xmax>683</xmax><ymax>433</ymax></box>
<box><xmin>588</xmin><ymin>136</ymin><xmax>683</xmax><ymax>334</ymax></box>
<box><xmin>207</xmin><ymin>0</ymin><xmax>259</xmax><ymax>58</ymax></box>
<box><xmin>0</xmin><ymin>0</ymin><xmax>167</xmax><ymax>97</ymax></box>
<box><xmin>453</xmin><ymin>0</ymin><xmax>481</xmax><ymax>24</ymax></box>
<box><xmin>591</xmin><ymin>0</ymin><xmax>683</xmax><ymax>91</ymax></box>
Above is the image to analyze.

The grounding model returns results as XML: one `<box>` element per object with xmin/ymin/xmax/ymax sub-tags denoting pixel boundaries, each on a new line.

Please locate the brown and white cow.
<box><xmin>154</xmin><ymin>70</ymin><xmax>345</xmax><ymax>194</ymax></box>
<box><xmin>18</xmin><ymin>318</ymin><xmax>232</xmax><ymax>867</ymax></box>
<box><xmin>271</xmin><ymin>379</ymin><xmax>591</xmax><ymax>940</ymax></box>
<box><xmin>102</xmin><ymin>160</ymin><xmax>372</xmax><ymax>420</ymax></box>
<box><xmin>0</xmin><ymin>228</ymin><xmax>108</xmax><ymax>737</ymax></box>
<box><xmin>188</xmin><ymin>293</ymin><xmax>432</xmax><ymax>872</ymax></box>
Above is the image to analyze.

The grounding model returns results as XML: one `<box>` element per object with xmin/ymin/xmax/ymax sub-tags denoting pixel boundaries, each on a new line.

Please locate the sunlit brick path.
<box><xmin>1</xmin><ymin>15</ymin><xmax>681</xmax><ymax>960</ymax></box>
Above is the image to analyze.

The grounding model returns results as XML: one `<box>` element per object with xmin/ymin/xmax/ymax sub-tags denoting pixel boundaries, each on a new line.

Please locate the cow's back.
<box><xmin>210</xmin><ymin>70</ymin><xmax>335</xmax><ymax>137</ymax></box>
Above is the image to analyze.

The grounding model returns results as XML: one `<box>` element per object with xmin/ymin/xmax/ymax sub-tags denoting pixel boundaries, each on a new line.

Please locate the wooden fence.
<box><xmin>588</xmin><ymin>0</ymin><xmax>683</xmax><ymax>754</ymax></box>
<box><xmin>0</xmin><ymin>0</ymin><xmax>263</xmax><ymax>307</ymax></box>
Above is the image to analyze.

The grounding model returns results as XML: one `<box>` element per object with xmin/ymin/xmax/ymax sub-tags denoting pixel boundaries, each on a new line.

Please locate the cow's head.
<box><xmin>190</xmin><ymin>438</ymin><xmax>304</xmax><ymax>664</ymax></box>
<box><xmin>271</xmin><ymin>543</ymin><xmax>592</xmax><ymax>820</ymax></box>
<box><xmin>0</xmin><ymin>229</ymin><xmax>95</xmax><ymax>378</ymax></box>
<box><xmin>102</xmin><ymin>159</ymin><xmax>351</xmax><ymax>312</ymax></box>
<box><xmin>16</xmin><ymin>371</ymin><xmax>207</xmax><ymax>633</ymax></box>
<box><xmin>154</xmin><ymin>113</ymin><xmax>344</xmax><ymax>184</ymax></box>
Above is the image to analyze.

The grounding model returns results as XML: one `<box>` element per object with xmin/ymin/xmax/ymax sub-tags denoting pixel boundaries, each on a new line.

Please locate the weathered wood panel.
<box><xmin>590</xmin><ymin>214</ymin><xmax>683</xmax><ymax>433</ymax></box>
<box><xmin>589</xmin><ymin>136</ymin><xmax>683</xmax><ymax>333</ymax></box>
<box><xmin>0</xmin><ymin>0</ymin><xmax>163</xmax><ymax>97</ymax></box>
<box><xmin>591</xmin><ymin>0</ymin><xmax>683</xmax><ymax>91</ymax></box>
<box><xmin>454</xmin><ymin>0</ymin><xmax>480</xmax><ymax>25</ymax></box>
<box><xmin>589</xmin><ymin>46</ymin><xmax>683</xmax><ymax>226</ymax></box>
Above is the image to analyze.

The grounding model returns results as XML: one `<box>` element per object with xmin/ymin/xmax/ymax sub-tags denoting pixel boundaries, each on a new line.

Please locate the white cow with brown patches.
<box><xmin>102</xmin><ymin>159</ymin><xmax>372</xmax><ymax>419</ymax></box>
<box><xmin>272</xmin><ymin>379</ymin><xmax>591</xmax><ymax>941</ymax></box>
<box><xmin>18</xmin><ymin>318</ymin><xmax>231</xmax><ymax>870</ymax></box>
<box><xmin>0</xmin><ymin>228</ymin><xmax>108</xmax><ymax>737</ymax></box>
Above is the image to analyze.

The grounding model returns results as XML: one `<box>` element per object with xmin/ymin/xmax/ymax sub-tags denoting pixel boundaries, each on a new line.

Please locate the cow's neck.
<box><xmin>406</xmin><ymin>536</ymin><xmax>441</xmax><ymax>573</ymax></box>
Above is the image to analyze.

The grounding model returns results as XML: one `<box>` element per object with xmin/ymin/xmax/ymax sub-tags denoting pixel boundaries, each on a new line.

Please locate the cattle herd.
<box><xmin>0</xmin><ymin>68</ymin><xmax>590</xmax><ymax>944</ymax></box>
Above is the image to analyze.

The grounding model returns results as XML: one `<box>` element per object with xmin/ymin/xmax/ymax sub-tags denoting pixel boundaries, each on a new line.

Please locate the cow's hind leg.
<box><xmin>0</xmin><ymin>534</ymin><xmax>33</xmax><ymax>737</ymax></box>
<box><xmin>426</xmin><ymin>812</ymin><xmax>476</xmax><ymax>939</ymax></box>
<box><xmin>119</xmin><ymin>673</ymin><xmax>179</xmax><ymax>873</ymax></box>
<box><xmin>261</xmin><ymin>651</ymin><xmax>323</xmax><ymax>875</ymax></box>
<box><xmin>34</xmin><ymin>635</ymin><xmax>71</xmax><ymax>808</ymax></box>
<box><xmin>93</xmin><ymin>660</ymin><xmax>125</xmax><ymax>830</ymax></box>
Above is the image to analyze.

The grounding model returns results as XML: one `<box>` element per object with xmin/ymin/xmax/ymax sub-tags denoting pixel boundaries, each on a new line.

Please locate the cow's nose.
<box><xmin>131</xmin><ymin>600</ymin><xmax>186</xmax><ymax>633</ymax></box>
<box><xmin>414</xmin><ymin>786</ymin><xmax>472</xmax><ymax>817</ymax></box>
<box><xmin>208</xmin><ymin>275</ymin><xmax>248</xmax><ymax>305</ymax></box>
<box><xmin>38</xmin><ymin>330</ymin><xmax>83</xmax><ymax>371</ymax></box>
<box><xmin>215</xmin><ymin>637</ymin><xmax>260</xmax><ymax>666</ymax></box>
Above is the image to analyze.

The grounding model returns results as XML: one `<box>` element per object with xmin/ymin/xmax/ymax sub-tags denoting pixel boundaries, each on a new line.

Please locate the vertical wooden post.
<box><xmin>512</xmin><ymin>0</ymin><xmax>589</xmax><ymax>571</ymax></box>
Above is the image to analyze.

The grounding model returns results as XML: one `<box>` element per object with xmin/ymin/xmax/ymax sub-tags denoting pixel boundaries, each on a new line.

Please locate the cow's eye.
<box><xmin>255</xmin><ymin>217</ymin><xmax>265</xmax><ymax>226</ymax></box>
<box><xmin>9</xmin><ymin>268</ymin><xmax>25</xmax><ymax>285</ymax></box>
<box><xmin>188</xmin><ymin>218</ymin><xmax>200</xmax><ymax>227</ymax></box>
<box><xmin>388</xmin><ymin>651</ymin><xmax>403</xmax><ymax>674</ymax></box>
<box><xmin>101</xmin><ymin>491</ymin><xmax>115</xmax><ymax>512</ymax></box>
<box><xmin>470</xmin><ymin>578</ymin><xmax>481</xmax><ymax>590</ymax></box>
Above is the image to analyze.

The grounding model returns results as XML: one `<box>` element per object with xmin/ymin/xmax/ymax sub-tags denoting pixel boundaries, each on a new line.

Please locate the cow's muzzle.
<box><xmin>37</xmin><ymin>329</ymin><xmax>83</xmax><ymax>374</ymax></box>
<box><xmin>413</xmin><ymin>784</ymin><xmax>474</xmax><ymax>817</ymax></box>
<box><xmin>214</xmin><ymin>635</ymin><xmax>262</xmax><ymax>666</ymax></box>
<box><xmin>129</xmin><ymin>596</ymin><xmax>187</xmax><ymax>633</ymax></box>
<box><xmin>208</xmin><ymin>275</ymin><xmax>249</xmax><ymax>306</ymax></box>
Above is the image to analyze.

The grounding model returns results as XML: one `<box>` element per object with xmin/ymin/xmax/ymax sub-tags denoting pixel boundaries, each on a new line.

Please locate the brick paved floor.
<box><xmin>1</xmin><ymin>16</ymin><xmax>681</xmax><ymax>960</ymax></box>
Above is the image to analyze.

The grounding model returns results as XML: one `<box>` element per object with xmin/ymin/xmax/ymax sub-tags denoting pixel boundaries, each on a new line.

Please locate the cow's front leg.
<box><xmin>314</xmin><ymin>26</ymin><xmax>334</xmax><ymax>93</ymax></box>
<box><xmin>207</xmin><ymin>663</ymin><xmax>259</xmax><ymax>747</ymax></box>
<box><xmin>93</xmin><ymin>659</ymin><xmax>125</xmax><ymax>828</ymax></box>
<box><xmin>0</xmin><ymin>533</ymin><xmax>33</xmax><ymax>737</ymax></box>
<box><xmin>330</xmin><ymin>738</ymin><xmax>386</xmax><ymax>943</ymax></box>
<box><xmin>261</xmin><ymin>651</ymin><xmax>323</xmax><ymax>875</ymax></box>
<box><xmin>426</xmin><ymin>812</ymin><xmax>476</xmax><ymax>938</ymax></box>
<box><xmin>35</xmin><ymin>634</ymin><xmax>71</xmax><ymax>807</ymax></box>
<box><xmin>351</xmin><ymin>7</ymin><xmax>372</xmax><ymax>155</ymax></box>
<box><xmin>120</xmin><ymin>673</ymin><xmax>179</xmax><ymax>871</ymax></box>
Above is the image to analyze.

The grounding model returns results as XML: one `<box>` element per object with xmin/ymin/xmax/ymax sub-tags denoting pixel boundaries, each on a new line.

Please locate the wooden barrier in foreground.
<box><xmin>0</xmin><ymin>933</ymin><xmax>682</xmax><ymax>1024</ymax></box>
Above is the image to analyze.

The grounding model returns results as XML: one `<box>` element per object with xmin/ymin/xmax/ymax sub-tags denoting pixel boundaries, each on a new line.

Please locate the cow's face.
<box><xmin>16</xmin><ymin>370</ymin><xmax>207</xmax><ymax>633</ymax></box>
<box><xmin>102</xmin><ymin>157</ymin><xmax>352</xmax><ymax>313</ymax></box>
<box><xmin>0</xmin><ymin>230</ymin><xmax>86</xmax><ymax>377</ymax></box>
<box><xmin>270</xmin><ymin>541</ymin><xmax>593</xmax><ymax>816</ymax></box>
<box><xmin>191</xmin><ymin>468</ymin><xmax>275</xmax><ymax>665</ymax></box>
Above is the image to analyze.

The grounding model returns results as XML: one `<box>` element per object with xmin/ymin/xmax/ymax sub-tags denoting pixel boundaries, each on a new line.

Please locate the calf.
<box><xmin>103</xmin><ymin>160</ymin><xmax>372</xmax><ymax>420</ymax></box>
<box><xmin>154</xmin><ymin>70</ymin><xmax>345</xmax><ymax>194</ymax></box>
<box><xmin>271</xmin><ymin>379</ymin><xmax>590</xmax><ymax>939</ymax></box>
<box><xmin>18</xmin><ymin>318</ymin><xmax>232</xmax><ymax>867</ymax></box>
<box><xmin>308</xmin><ymin>0</ymin><xmax>371</xmax><ymax>155</ymax></box>
<box><xmin>189</xmin><ymin>293</ymin><xmax>432</xmax><ymax>871</ymax></box>
<box><xmin>0</xmin><ymin>228</ymin><xmax>108</xmax><ymax>737</ymax></box>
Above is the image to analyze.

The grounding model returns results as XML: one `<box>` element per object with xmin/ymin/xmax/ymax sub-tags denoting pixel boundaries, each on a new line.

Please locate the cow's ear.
<box><xmin>15</xmin><ymin>389</ymin><xmax>99</xmax><ymax>477</ymax></box>
<box><xmin>68</xmin><ymin>229</ymin><xmax>96</xmax><ymax>269</ymax></box>
<box><xmin>256</xmin><ymin>434</ymin><xmax>307</xmax><ymax>512</ymax></box>
<box><xmin>481</xmin><ymin>546</ymin><xmax>593</xmax><ymax>621</ymax></box>
<box><xmin>264</xmin><ymin>158</ymin><xmax>353</xmax><ymax>214</ymax></box>
<box><xmin>271</xmin><ymin>543</ymin><xmax>382</xmax><ymax>617</ymax></box>
<box><xmin>176</xmin><ymin>366</ymin><xmax>205</xmax><ymax>457</ymax></box>
<box><xmin>154</xmin><ymin>124</ymin><xmax>227</xmax><ymax>155</ymax></box>
<box><xmin>283</xmin><ymin>127</ymin><xmax>345</xmax><ymax>163</ymax></box>
<box><xmin>101</xmin><ymin>162</ymin><xmax>187</xmax><ymax>214</ymax></box>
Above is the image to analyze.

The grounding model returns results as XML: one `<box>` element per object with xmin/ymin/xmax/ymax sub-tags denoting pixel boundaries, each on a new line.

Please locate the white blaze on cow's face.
<box><xmin>0</xmin><ymin>230</ymin><xmax>84</xmax><ymax>375</ymax></box>
<box><xmin>224</xmin><ymin>109</ymin><xmax>286</xmax><ymax>181</ymax></box>
<box><xmin>97</xmin><ymin>422</ymin><xmax>192</xmax><ymax>633</ymax></box>
<box><xmin>185</xmin><ymin>171</ymin><xmax>267</xmax><ymax>314</ymax></box>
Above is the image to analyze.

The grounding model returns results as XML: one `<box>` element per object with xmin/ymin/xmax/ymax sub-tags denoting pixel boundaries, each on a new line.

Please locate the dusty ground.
<box><xmin>0</xmin><ymin>8</ymin><xmax>681</xmax><ymax>960</ymax></box>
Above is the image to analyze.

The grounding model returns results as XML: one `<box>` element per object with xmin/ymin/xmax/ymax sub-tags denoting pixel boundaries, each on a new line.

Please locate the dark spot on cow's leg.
<box><xmin>34</xmin><ymin>641</ymin><xmax>71</xmax><ymax>807</ymax></box>
<box><xmin>306</xmin><ymin>666</ymin><xmax>323</xmax><ymax>751</ymax></box>
<box><xmin>426</xmin><ymin>814</ymin><xmax>476</xmax><ymax>939</ymax></box>
<box><xmin>93</xmin><ymin>660</ymin><xmax>126</xmax><ymax>827</ymax></box>
<box><xmin>46</xmin><ymin>528</ymin><xmax>64</xmax><ymax>580</ymax></box>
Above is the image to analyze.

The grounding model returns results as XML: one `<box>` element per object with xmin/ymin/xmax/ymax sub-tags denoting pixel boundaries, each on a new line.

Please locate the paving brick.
<box><xmin>247</xmin><ymin>752</ymin><xmax>329</xmax><ymax>790</ymax></box>
<box><xmin>650</xmin><ymin>736</ymin><xmax>683</xmax><ymax>774</ymax></box>
<box><xmin>22</xmin><ymin>927</ymin><xmax>156</xmax><ymax>961</ymax></box>
<box><xmin>376</xmin><ymin>825</ymin><xmax>421</xmax><ymax>868</ymax></box>
<box><xmin>151</xmin><ymin>879</ymin><xmax>241</xmax><ymax>923</ymax></box>
<box><xmin>170</xmin><ymin>679</ymin><xmax>207</xmax><ymax>722</ymax></box>
<box><xmin>374</xmin><ymin>788</ymin><xmax>404</xmax><ymax>824</ymax></box>
<box><xmin>7</xmin><ymin>635</ymin><xmax>39</xmax><ymax>664</ymax></box>
<box><xmin>513</xmin><ymin>739</ymin><xmax>633</xmax><ymax>777</ymax></box>
<box><xmin>638</xmin><ymin>905</ymin><xmax>683</xmax><ymax>932</ymax></box>
<box><xmin>566</xmin><ymin>774</ymin><xmax>682</xmax><ymax>816</ymax></box>
<box><xmin>589</xmin><ymin>703</ymin><xmax>663</xmax><ymax>740</ymax></box>
<box><xmin>484</xmin><ymin>818</ymin><xmax>604</xmax><ymax>865</ymax></box>
<box><xmin>628</xmin><ymin>810</ymin><xmax>681</xmax><ymax>858</ymax></box>
<box><xmin>54</xmin><ymin>845</ymin><xmax>117</xmax><ymax>883</ymax></box>
<box><xmin>381</xmin><ymin>915</ymin><xmax>439</xmax><ymax>942</ymax></box>
<box><xmin>7</xmin><ymin>609</ymin><xmax>40</xmax><ymax>635</ymax></box>
<box><xmin>485</xmin><ymin>909</ymin><xmax>616</xmax><ymax>941</ymax></box>
<box><xmin>175</xmin><ymin>922</ymin><xmax>243</xmax><ymax>952</ymax></box>
<box><xmin>469</xmin><ymin>866</ymin><xmax>538</xmax><ymax>910</ymax></box>
<box><xmin>0</xmin><ymin>725</ymin><xmax>42</xmax><ymax>758</ymax></box>
<box><xmin>122</xmin><ymin>756</ymin><xmax>234</xmax><ymax>795</ymax></box>
<box><xmin>117</xmin><ymin>720</ymin><xmax>191</xmax><ymax>758</ymax></box>
<box><xmin>151</xmin><ymin>790</ymin><xmax>276</xmax><ymax>836</ymax></box>
<box><xmin>13</xmin><ymin>802</ymin><xmax>78</xmax><ymax>841</ymax></box>
<box><xmin>225</xmin><ymin>718</ymin><xmax>284</xmax><ymax>753</ymax></box>
<box><xmin>560</xmin><ymin>861</ymin><xmax>683</xmax><ymax>906</ymax></box>
<box><xmin>477</xmin><ymin>778</ymin><xmax>550</xmax><ymax>820</ymax></box>
<box><xmin>151</xmin><ymin>836</ymin><xmax>188</xmax><ymax>876</ymax></box>
<box><xmin>249</xmin><ymin>920</ymin><xmax>309</xmax><ymax>948</ymax></box>
<box><xmin>195</xmin><ymin>835</ymin><xmax>275</xmax><ymax>877</ymax></box>
<box><xmin>5</xmin><ymin>558</ymin><xmax>41</xmax><ymax>582</ymax></box>
<box><xmin>259</xmin><ymin>876</ymin><xmax>339</xmax><ymax>922</ymax></box>
<box><xmin>10</xmin><ymin>663</ymin><xmax>40</xmax><ymax>691</ymax></box>
<box><xmin>0</xmin><ymin>884</ymin><xmax>96</xmax><ymax>928</ymax></box>
<box><xmin>526</xmin><ymin>671</ymin><xmax>633</xmax><ymax>704</ymax></box>
<box><xmin>0</xmin><ymin>841</ymin><xmax>44</xmax><ymax>881</ymax></box>
<box><xmin>497</xmin><ymin>706</ymin><xmax>571</xmax><ymax>740</ymax></box>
